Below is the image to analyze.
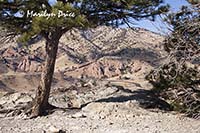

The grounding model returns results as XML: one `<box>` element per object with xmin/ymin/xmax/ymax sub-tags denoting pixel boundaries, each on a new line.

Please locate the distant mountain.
<box><xmin>0</xmin><ymin>26</ymin><xmax>166</xmax><ymax>74</ymax></box>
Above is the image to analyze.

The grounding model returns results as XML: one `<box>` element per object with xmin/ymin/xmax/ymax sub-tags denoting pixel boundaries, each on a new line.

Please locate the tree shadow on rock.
<box><xmin>94</xmin><ymin>87</ymin><xmax>172</xmax><ymax>111</ymax></box>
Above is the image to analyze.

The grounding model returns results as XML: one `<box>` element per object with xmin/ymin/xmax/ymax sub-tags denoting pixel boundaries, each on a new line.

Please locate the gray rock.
<box><xmin>71</xmin><ymin>112</ymin><xmax>86</xmax><ymax>118</ymax></box>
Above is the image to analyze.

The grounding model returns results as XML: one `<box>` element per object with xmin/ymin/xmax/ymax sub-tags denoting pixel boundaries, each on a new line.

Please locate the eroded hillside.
<box><xmin>0</xmin><ymin>26</ymin><xmax>165</xmax><ymax>92</ymax></box>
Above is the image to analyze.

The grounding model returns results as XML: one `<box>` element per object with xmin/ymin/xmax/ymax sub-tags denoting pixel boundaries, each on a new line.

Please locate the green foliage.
<box><xmin>0</xmin><ymin>0</ymin><xmax>169</xmax><ymax>42</ymax></box>
<box><xmin>18</xmin><ymin>2</ymin><xmax>88</xmax><ymax>43</ymax></box>
<box><xmin>147</xmin><ymin>62</ymin><xmax>199</xmax><ymax>91</ymax></box>
<box><xmin>147</xmin><ymin>6</ymin><xmax>200</xmax><ymax>118</ymax></box>
<box><xmin>147</xmin><ymin>61</ymin><xmax>200</xmax><ymax>118</ymax></box>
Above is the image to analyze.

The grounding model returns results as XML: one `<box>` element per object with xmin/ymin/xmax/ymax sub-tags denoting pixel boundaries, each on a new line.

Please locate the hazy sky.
<box><xmin>49</xmin><ymin>0</ymin><xmax>190</xmax><ymax>34</ymax></box>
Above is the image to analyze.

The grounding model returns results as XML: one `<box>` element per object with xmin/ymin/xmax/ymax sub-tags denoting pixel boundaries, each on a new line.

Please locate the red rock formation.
<box><xmin>17</xmin><ymin>55</ymin><xmax>43</xmax><ymax>72</ymax></box>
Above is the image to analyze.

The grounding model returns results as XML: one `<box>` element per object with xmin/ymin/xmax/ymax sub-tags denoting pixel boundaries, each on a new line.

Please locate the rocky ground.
<box><xmin>0</xmin><ymin>26</ymin><xmax>200</xmax><ymax>133</ymax></box>
<box><xmin>0</xmin><ymin>82</ymin><xmax>200</xmax><ymax>133</ymax></box>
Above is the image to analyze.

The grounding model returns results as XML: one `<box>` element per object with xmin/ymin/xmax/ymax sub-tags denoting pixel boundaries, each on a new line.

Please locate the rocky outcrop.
<box><xmin>65</xmin><ymin>57</ymin><xmax>127</xmax><ymax>78</ymax></box>
<box><xmin>64</xmin><ymin>57</ymin><xmax>153</xmax><ymax>79</ymax></box>
<box><xmin>82</xmin><ymin>57</ymin><xmax>123</xmax><ymax>78</ymax></box>
<box><xmin>0</xmin><ymin>46</ymin><xmax>43</xmax><ymax>72</ymax></box>
<box><xmin>17</xmin><ymin>55</ymin><xmax>43</xmax><ymax>72</ymax></box>
<box><xmin>2</xmin><ymin>47</ymin><xmax>19</xmax><ymax>58</ymax></box>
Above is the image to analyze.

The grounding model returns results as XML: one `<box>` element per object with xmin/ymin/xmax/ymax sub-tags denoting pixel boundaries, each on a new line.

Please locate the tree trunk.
<box><xmin>30</xmin><ymin>32</ymin><xmax>61</xmax><ymax>117</ymax></box>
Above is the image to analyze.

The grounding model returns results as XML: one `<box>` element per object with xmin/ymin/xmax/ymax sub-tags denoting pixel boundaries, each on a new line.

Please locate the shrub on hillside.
<box><xmin>147</xmin><ymin>6</ymin><xmax>200</xmax><ymax>119</ymax></box>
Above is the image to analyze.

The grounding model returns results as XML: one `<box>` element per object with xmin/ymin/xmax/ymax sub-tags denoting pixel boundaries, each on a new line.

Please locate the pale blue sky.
<box><xmin>135</xmin><ymin>0</ymin><xmax>190</xmax><ymax>34</ymax></box>
<box><xmin>49</xmin><ymin>0</ymin><xmax>190</xmax><ymax>34</ymax></box>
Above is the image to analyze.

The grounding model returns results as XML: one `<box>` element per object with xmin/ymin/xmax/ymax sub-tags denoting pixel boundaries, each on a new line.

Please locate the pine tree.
<box><xmin>0</xmin><ymin>0</ymin><xmax>169</xmax><ymax>117</ymax></box>
<box><xmin>147</xmin><ymin>1</ymin><xmax>200</xmax><ymax>118</ymax></box>
<box><xmin>187</xmin><ymin>0</ymin><xmax>200</xmax><ymax>4</ymax></box>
